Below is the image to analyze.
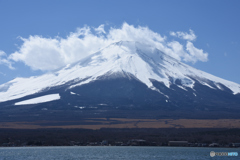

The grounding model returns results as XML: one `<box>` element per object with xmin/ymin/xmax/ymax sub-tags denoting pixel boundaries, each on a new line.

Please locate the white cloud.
<box><xmin>0</xmin><ymin>50</ymin><xmax>14</xmax><ymax>69</ymax></box>
<box><xmin>167</xmin><ymin>41</ymin><xmax>208</xmax><ymax>63</ymax></box>
<box><xmin>0</xmin><ymin>50</ymin><xmax>5</xmax><ymax>56</ymax></box>
<box><xmin>186</xmin><ymin>41</ymin><xmax>208</xmax><ymax>63</ymax></box>
<box><xmin>9</xmin><ymin>26</ymin><xmax>109</xmax><ymax>71</ymax></box>
<box><xmin>167</xmin><ymin>41</ymin><xmax>187</xmax><ymax>60</ymax></box>
<box><xmin>170</xmin><ymin>29</ymin><xmax>196</xmax><ymax>41</ymax></box>
<box><xmin>94</xmin><ymin>24</ymin><xmax>106</xmax><ymax>34</ymax></box>
<box><xmin>8</xmin><ymin>23</ymin><xmax>208</xmax><ymax>71</ymax></box>
<box><xmin>107</xmin><ymin>23</ymin><xmax>166</xmax><ymax>43</ymax></box>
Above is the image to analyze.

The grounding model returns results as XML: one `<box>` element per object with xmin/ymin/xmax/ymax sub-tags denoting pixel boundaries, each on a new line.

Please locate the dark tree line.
<box><xmin>0</xmin><ymin>128</ymin><xmax>240</xmax><ymax>146</ymax></box>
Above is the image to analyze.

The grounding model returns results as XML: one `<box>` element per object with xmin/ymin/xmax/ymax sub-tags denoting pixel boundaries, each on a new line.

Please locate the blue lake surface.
<box><xmin>0</xmin><ymin>146</ymin><xmax>239</xmax><ymax>160</ymax></box>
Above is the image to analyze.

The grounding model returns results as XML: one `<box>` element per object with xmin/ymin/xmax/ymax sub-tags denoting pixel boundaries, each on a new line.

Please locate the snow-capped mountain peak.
<box><xmin>0</xmin><ymin>41</ymin><xmax>240</xmax><ymax>103</ymax></box>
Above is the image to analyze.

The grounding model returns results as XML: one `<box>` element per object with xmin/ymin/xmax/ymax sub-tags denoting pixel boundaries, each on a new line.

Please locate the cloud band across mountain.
<box><xmin>8</xmin><ymin>23</ymin><xmax>208</xmax><ymax>71</ymax></box>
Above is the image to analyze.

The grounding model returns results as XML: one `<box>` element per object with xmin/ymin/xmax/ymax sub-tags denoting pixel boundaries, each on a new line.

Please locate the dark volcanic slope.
<box><xmin>1</xmin><ymin>75</ymin><xmax>240</xmax><ymax>122</ymax></box>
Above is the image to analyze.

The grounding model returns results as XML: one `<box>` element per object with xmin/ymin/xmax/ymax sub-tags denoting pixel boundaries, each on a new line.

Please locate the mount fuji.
<box><xmin>1</xmin><ymin>41</ymin><xmax>240</xmax><ymax>120</ymax></box>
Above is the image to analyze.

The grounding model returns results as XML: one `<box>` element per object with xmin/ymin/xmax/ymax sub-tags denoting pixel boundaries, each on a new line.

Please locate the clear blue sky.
<box><xmin>0</xmin><ymin>0</ymin><xmax>240</xmax><ymax>84</ymax></box>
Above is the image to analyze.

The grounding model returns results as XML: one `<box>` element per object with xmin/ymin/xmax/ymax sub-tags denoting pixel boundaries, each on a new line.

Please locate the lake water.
<box><xmin>0</xmin><ymin>146</ymin><xmax>239</xmax><ymax>160</ymax></box>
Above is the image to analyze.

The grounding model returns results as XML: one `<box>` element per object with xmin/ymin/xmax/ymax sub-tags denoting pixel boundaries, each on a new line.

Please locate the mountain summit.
<box><xmin>0</xmin><ymin>41</ymin><xmax>240</xmax><ymax>120</ymax></box>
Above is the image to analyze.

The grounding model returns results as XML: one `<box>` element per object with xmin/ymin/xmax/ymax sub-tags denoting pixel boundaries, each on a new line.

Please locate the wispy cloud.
<box><xmin>94</xmin><ymin>24</ymin><xmax>106</xmax><ymax>34</ymax></box>
<box><xmin>185</xmin><ymin>41</ymin><xmax>208</xmax><ymax>63</ymax></box>
<box><xmin>0</xmin><ymin>50</ymin><xmax>14</xmax><ymax>69</ymax></box>
<box><xmin>0</xmin><ymin>72</ymin><xmax>6</xmax><ymax>76</ymax></box>
<box><xmin>8</xmin><ymin>23</ymin><xmax>207</xmax><ymax>71</ymax></box>
<box><xmin>170</xmin><ymin>29</ymin><xmax>196</xmax><ymax>41</ymax></box>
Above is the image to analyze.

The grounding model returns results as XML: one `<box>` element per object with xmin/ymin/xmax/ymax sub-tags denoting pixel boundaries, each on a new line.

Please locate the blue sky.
<box><xmin>0</xmin><ymin>0</ymin><xmax>240</xmax><ymax>84</ymax></box>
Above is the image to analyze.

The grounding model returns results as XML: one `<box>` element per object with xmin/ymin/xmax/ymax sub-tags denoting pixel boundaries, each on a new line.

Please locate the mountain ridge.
<box><xmin>0</xmin><ymin>41</ymin><xmax>239</xmax><ymax>104</ymax></box>
<box><xmin>0</xmin><ymin>39</ymin><xmax>240</xmax><ymax>120</ymax></box>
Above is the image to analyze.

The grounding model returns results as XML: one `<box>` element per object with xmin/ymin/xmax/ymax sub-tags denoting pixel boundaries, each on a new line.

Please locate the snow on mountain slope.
<box><xmin>0</xmin><ymin>41</ymin><xmax>240</xmax><ymax>103</ymax></box>
<box><xmin>14</xmin><ymin>94</ymin><xmax>60</xmax><ymax>105</ymax></box>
